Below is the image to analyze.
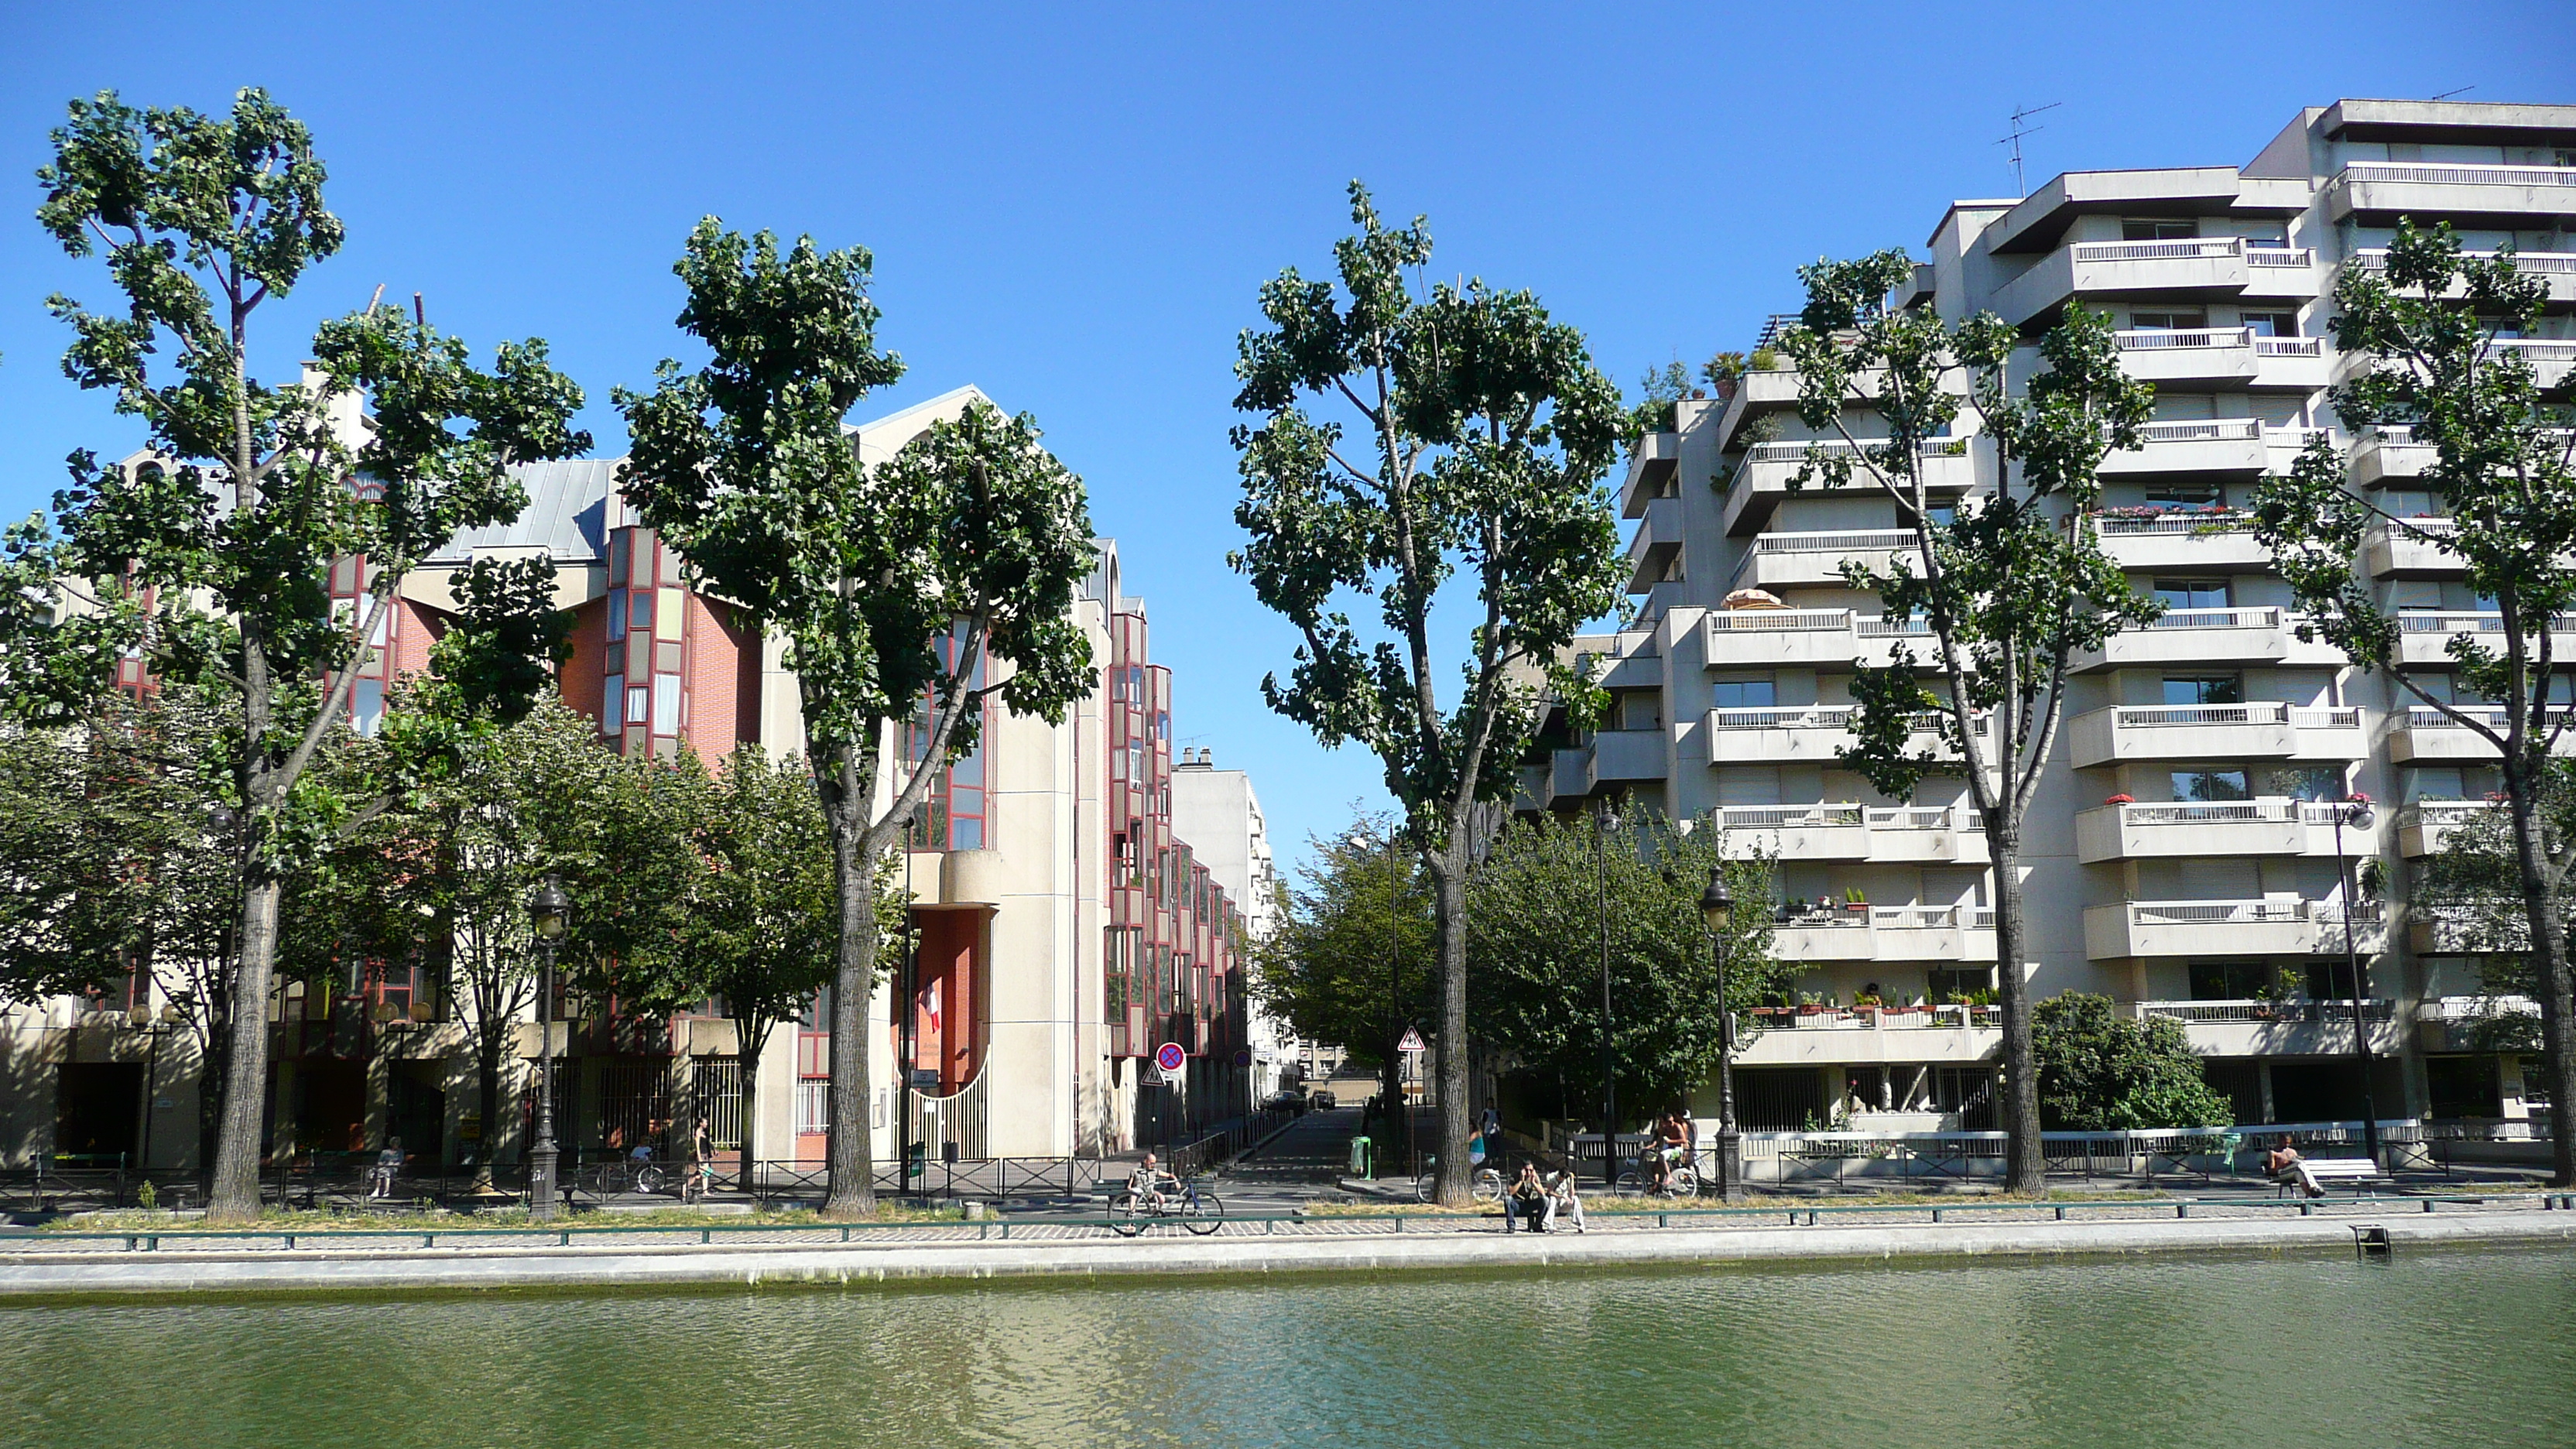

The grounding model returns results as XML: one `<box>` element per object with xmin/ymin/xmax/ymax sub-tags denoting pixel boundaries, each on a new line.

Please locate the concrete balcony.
<box><xmin>2100</xmin><ymin>417</ymin><xmax>2267</xmax><ymax>475</ymax></box>
<box><xmin>1735</xmin><ymin>1002</ymin><xmax>2001</xmax><ymax>1067</ymax></box>
<box><xmin>1765</xmin><ymin>905</ymin><xmax>1999</xmax><ymax>965</ymax></box>
<box><xmin>2252</xmin><ymin>334</ymin><xmax>2331</xmax><ymax>389</ymax></box>
<box><xmin>1707</xmin><ymin>803</ymin><xmax>1989</xmax><ymax>864</ymax></box>
<box><xmin>2364</xmin><ymin>517</ymin><xmax>2461</xmax><ymax>577</ymax></box>
<box><xmin>1702</xmin><ymin>607</ymin><xmax>1933</xmax><ymax>670</ymax></box>
<box><xmin>1624</xmin><ymin>495</ymin><xmax>1684</xmax><ymax>593</ymax></box>
<box><xmin>2328</xmin><ymin>162</ymin><xmax>2576</xmax><ymax>228</ymax></box>
<box><xmin>1711</xmin><ymin>368</ymin><xmax>1810</xmax><ymax>452</ymax></box>
<box><xmin>1703</xmin><ymin>705</ymin><xmax>1985</xmax><ymax>767</ymax></box>
<box><xmin>2351</xmin><ymin>425</ymin><xmax>2436</xmax><ymax>487</ymax></box>
<box><xmin>2084</xmin><ymin>898</ymin><xmax>2383</xmax><ymax>960</ymax></box>
<box><xmin>2067</xmin><ymin>702</ymin><xmax>2366</xmax><ymax>769</ymax></box>
<box><xmin>2114</xmin><ymin>327</ymin><xmax>2259</xmax><ymax>385</ymax></box>
<box><xmin>2346</xmin><ymin>248</ymin><xmax>2576</xmax><ymax>306</ymax></box>
<box><xmin>2395</xmin><ymin>611</ymin><xmax>2576</xmax><ymax>667</ymax></box>
<box><xmin>2417</xmin><ymin>995</ymin><xmax>2540</xmax><ymax>1053</ymax></box>
<box><xmin>2132</xmin><ymin>999</ymin><xmax>2405</xmax><ymax>1057</ymax></box>
<box><xmin>2397</xmin><ymin>800</ymin><xmax>2502</xmax><ymax>856</ymax></box>
<box><xmin>1620</xmin><ymin>430</ymin><xmax>1680</xmax><ymax>518</ymax></box>
<box><xmin>1591</xmin><ymin>728</ymin><xmax>1668</xmax><ymax>783</ymax></box>
<box><xmin>2386</xmin><ymin>707</ymin><xmax>2576</xmax><ymax>762</ymax></box>
<box><xmin>2074</xmin><ymin>797</ymin><xmax>2379</xmax><ymax>865</ymax></box>
<box><xmin>1720</xmin><ymin>440</ymin><xmax>1975</xmax><ymax>536</ymax></box>
<box><xmin>1515</xmin><ymin>762</ymin><xmax>1555</xmax><ymax>812</ymax></box>
<box><xmin>1550</xmin><ymin>745</ymin><xmax>1595</xmax><ymax>802</ymax></box>
<box><xmin>2492</xmin><ymin>338</ymin><xmax>2576</xmax><ymax>390</ymax></box>
<box><xmin>2087</xmin><ymin>511</ymin><xmax>2270</xmax><ymax>571</ymax></box>
<box><xmin>1990</xmin><ymin>238</ymin><xmax>2317</xmax><ymax>328</ymax></box>
<box><xmin>1734</xmin><ymin>529</ymin><xmax>1913</xmax><ymax>591</ymax></box>
<box><xmin>2070</xmin><ymin>607</ymin><xmax>2341</xmax><ymax>673</ymax></box>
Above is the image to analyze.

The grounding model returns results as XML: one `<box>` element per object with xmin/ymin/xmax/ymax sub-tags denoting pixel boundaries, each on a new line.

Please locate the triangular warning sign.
<box><xmin>1398</xmin><ymin>1026</ymin><xmax>1426</xmax><ymax>1052</ymax></box>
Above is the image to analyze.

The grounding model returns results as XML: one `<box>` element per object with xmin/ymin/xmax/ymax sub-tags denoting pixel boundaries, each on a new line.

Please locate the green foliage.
<box><xmin>2413</xmin><ymin>773</ymin><xmax>2571</xmax><ymax>1055</ymax></box>
<box><xmin>1625</xmin><ymin>360</ymin><xmax>1690</xmax><ymax>443</ymax></box>
<box><xmin>1248</xmin><ymin>818</ymin><xmax>1437</xmax><ymax>1070</ymax></box>
<box><xmin>1228</xmin><ymin>182</ymin><xmax>1625</xmax><ymax>844</ymax></box>
<box><xmin>1464</xmin><ymin>814</ymin><xmax>1781</xmax><ymax>1118</ymax></box>
<box><xmin>2031</xmin><ymin>993</ymin><xmax>2233</xmax><ymax>1131</ymax></box>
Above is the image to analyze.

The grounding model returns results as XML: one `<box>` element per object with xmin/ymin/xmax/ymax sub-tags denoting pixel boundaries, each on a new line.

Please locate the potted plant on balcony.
<box><xmin>1844</xmin><ymin>887</ymin><xmax>1869</xmax><ymax>914</ymax></box>
<box><xmin>2105</xmin><ymin>793</ymin><xmax>2134</xmax><ymax>806</ymax></box>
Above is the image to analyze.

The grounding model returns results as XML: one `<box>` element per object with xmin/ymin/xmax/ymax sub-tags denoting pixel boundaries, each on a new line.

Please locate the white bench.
<box><xmin>2277</xmin><ymin>1156</ymin><xmax>2385</xmax><ymax>1197</ymax></box>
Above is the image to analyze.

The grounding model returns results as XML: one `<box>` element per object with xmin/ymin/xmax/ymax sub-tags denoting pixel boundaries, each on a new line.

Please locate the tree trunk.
<box><xmin>735</xmin><ymin>1018</ymin><xmax>768</xmax><ymax>1197</ymax></box>
<box><xmin>1987</xmin><ymin>821</ymin><xmax>2046</xmax><ymax>1194</ymax></box>
<box><xmin>471</xmin><ymin>1036</ymin><xmax>502</xmax><ymax>1195</ymax></box>
<box><xmin>820</xmin><ymin>747</ymin><xmax>880</xmax><ymax>1220</ymax></box>
<box><xmin>194</xmin><ymin>1037</ymin><xmax>228</xmax><ymax>1197</ymax></box>
<box><xmin>1430</xmin><ymin>848</ymin><xmax>1471</xmax><ymax>1206</ymax></box>
<box><xmin>206</xmin><ymin>875</ymin><xmax>282</xmax><ymax>1222</ymax></box>
<box><xmin>2503</xmin><ymin>782</ymin><xmax>2576</xmax><ymax>1187</ymax></box>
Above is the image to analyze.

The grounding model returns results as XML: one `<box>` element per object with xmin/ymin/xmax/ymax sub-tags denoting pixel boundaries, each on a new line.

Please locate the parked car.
<box><xmin>1309</xmin><ymin>1089</ymin><xmax>1338</xmax><ymax>1111</ymax></box>
<box><xmin>1262</xmin><ymin>1089</ymin><xmax>1307</xmax><ymax>1114</ymax></box>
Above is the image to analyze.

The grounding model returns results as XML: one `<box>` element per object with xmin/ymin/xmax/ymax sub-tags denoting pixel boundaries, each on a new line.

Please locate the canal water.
<box><xmin>4</xmin><ymin>1245</ymin><xmax>2571</xmax><ymax>1447</ymax></box>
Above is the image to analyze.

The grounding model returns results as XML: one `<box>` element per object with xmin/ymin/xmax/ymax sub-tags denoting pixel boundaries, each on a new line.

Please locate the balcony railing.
<box><xmin>2091</xmin><ymin>510</ymin><xmax>2253</xmax><ymax>536</ymax></box>
<box><xmin>2115</xmin><ymin>326</ymin><xmax>2253</xmax><ymax>353</ymax></box>
<box><xmin>1704</xmin><ymin>706</ymin><xmax>1989</xmax><ymax>735</ymax></box>
<box><xmin>2255</xmin><ymin>336</ymin><xmax>2324</xmax><ymax>358</ymax></box>
<box><xmin>2244</xmin><ymin>245</ymin><xmax>2314</xmax><ymax>268</ymax></box>
<box><xmin>2097</xmin><ymin>702</ymin><xmax>2355</xmax><ymax>730</ymax></box>
<box><xmin>2135</xmin><ymin>999</ymin><xmax>2396</xmax><ymax>1025</ymax></box>
<box><xmin>1704</xmin><ymin>606</ymin><xmax>1936</xmax><ymax>638</ymax></box>
<box><xmin>2131</xmin><ymin>418</ymin><xmax>2264</xmax><ymax>444</ymax></box>
<box><xmin>2125</xmin><ymin>898</ymin><xmax>2379</xmax><ymax>928</ymax></box>
<box><xmin>2061</xmin><ymin>238</ymin><xmax>2310</xmax><ymax>269</ymax></box>
<box><xmin>2143</xmin><ymin>605</ymin><xmax>2282</xmax><ymax>631</ymax></box>
<box><xmin>1751</xmin><ymin>529</ymin><xmax>1917</xmax><ymax>553</ymax></box>
<box><xmin>1709</xmin><ymin>803</ymin><xmax>1865</xmax><ymax>831</ymax></box>
<box><xmin>2340</xmin><ymin>162</ymin><xmax>2576</xmax><ymax>189</ymax></box>
<box><xmin>2400</xmin><ymin>609</ymin><xmax>2576</xmax><ymax>633</ymax></box>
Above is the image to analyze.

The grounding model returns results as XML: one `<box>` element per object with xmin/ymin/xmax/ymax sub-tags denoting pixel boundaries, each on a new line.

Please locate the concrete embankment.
<box><xmin>5</xmin><ymin>1209</ymin><xmax>2574</xmax><ymax>1299</ymax></box>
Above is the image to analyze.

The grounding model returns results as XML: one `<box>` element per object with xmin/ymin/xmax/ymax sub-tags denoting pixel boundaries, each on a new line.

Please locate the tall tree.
<box><xmin>2410</xmin><ymin>780</ymin><xmax>2562</xmax><ymax>1057</ymax></box>
<box><xmin>5</xmin><ymin>90</ymin><xmax>588</xmax><ymax>1221</ymax></box>
<box><xmin>1231</xmin><ymin>185</ymin><xmax>1625</xmax><ymax>1204</ymax></box>
<box><xmin>2031</xmin><ymin>993</ymin><xmax>2233</xmax><ymax>1132</ymax></box>
<box><xmin>2252</xmin><ymin>221</ymin><xmax>2576</xmax><ymax>1184</ymax></box>
<box><xmin>1466</xmin><ymin>815</ymin><xmax>1781</xmax><ymax>1120</ymax></box>
<box><xmin>1780</xmin><ymin>254</ymin><xmax>2156</xmax><ymax>1193</ymax></box>
<box><xmin>617</xmin><ymin>221</ymin><xmax>1097</xmax><ymax>1218</ymax></box>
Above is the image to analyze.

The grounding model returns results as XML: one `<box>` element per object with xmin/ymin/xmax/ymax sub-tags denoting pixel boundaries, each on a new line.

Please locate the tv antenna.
<box><xmin>1998</xmin><ymin>101</ymin><xmax>2061</xmax><ymax>197</ymax></box>
<box><xmin>2432</xmin><ymin>84</ymin><xmax>2475</xmax><ymax>101</ymax></box>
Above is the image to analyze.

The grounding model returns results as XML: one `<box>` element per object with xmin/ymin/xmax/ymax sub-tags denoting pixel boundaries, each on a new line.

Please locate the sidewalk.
<box><xmin>5</xmin><ymin>1194</ymin><xmax>2571</xmax><ymax>1298</ymax></box>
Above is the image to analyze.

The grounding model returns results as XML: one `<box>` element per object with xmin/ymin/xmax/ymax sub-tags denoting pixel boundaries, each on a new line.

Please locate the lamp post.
<box><xmin>2329</xmin><ymin>795</ymin><xmax>2383</xmax><ymax>1168</ymax></box>
<box><xmin>526</xmin><ymin>874</ymin><xmax>568</xmax><ymax>1221</ymax></box>
<box><xmin>1595</xmin><ymin>798</ymin><xmax>1620</xmax><ymax>1189</ymax></box>
<box><xmin>1701</xmin><ymin>865</ymin><xmax>1744</xmax><ymax>1203</ymax></box>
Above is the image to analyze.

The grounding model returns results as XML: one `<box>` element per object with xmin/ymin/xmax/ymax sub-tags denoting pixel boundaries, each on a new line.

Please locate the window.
<box><xmin>2188</xmin><ymin>961</ymin><xmax>2279</xmax><ymax>1000</ymax></box>
<box><xmin>1617</xmin><ymin>691</ymin><xmax>1663</xmax><ymax>731</ymax></box>
<box><xmin>796</xmin><ymin>1080</ymin><xmax>830</xmax><ymax>1136</ymax></box>
<box><xmin>2270</xmin><ymin>765</ymin><xmax>2345</xmax><ymax>802</ymax></box>
<box><xmin>607</xmin><ymin>587</ymin><xmax>627</xmax><ymax>642</ymax></box>
<box><xmin>1711</xmin><ymin>677</ymin><xmax>1777</xmax><ymax>710</ymax></box>
<box><xmin>2162</xmin><ymin>674</ymin><xmax>2241</xmax><ymax>705</ymax></box>
<box><xmin>628</xmin><ymin>590</ymin><xmax>654</xmax><ymax>634</ymax></box>
<box><xmin>2146</xmin><ymin>481</ymin><xmax>2224</xmax><ymax>507</ymax></box>
<box><xmin>2172</xmin><ymin>768</ymin><xmax>2252</xmax><ymax>802</ymax></box>
<box><xmin>626</xmin><ymin>683</ymin><xmax>651</xmax><ymax>727</ymax></box>
<box><xmin>653</xmin><ymin>674</ymin><xmax>680</xmax><ymax>735</ymax></box>
<box><xmin>2153</xmin><ymin>578</ymin><xmax>2231</xmax><ymax>610</ymax></box>
<box><xmin>351</xmin><ymin>678</ymin><xmax>385</xmax><ymax>737</ymax></box>
<box><xmin>1927</xmin><ymin>967</ymin><xmax>1994</xmax><ymax>1003</ymax></box>
<box><xmin>2129</xmin><ymin>310</ymin><xmax>2209</xmax><ymax>331</ymax></box>
<box><xmin>603</xmin><ymin>673</ymin><xmax>624</xmax><ymax>728</ymax></box>
<box><xmin>2242</xmin><ymin>310</ymin><xmax>2300</xmax><ymax>337</ymax></box>
<box><xmin>2122</xmin><ymin>218</ymin><xmax>2198</xmax><ymax>241</ymax></box>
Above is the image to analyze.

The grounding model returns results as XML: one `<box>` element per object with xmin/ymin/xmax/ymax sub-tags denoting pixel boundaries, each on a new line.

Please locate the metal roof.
<box><xmin>426</xmin><ymin>459</ymin><xmax>615</xmax><ymax>564</ymax></box>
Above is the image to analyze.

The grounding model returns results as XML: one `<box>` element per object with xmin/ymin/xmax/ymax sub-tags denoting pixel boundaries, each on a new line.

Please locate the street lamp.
<box><xmin>1701</xmin><ymin>865</ymin><xmax>1745</xmax><ymax>1203</ymax></box>
<box><xmin>526</xmin><ymin>873</ymin><xmax>569</xmax><ymax>1221</ymax></box>
<box><xmin>2329</xmin><ymin>795</ymin><xmax>2383</xmax><ymax>1168</ymax></box>
<box><xmin>1595</xmin><ymin>798</ymin><xmax>1620</xmax><ymax>1190</ymax></box>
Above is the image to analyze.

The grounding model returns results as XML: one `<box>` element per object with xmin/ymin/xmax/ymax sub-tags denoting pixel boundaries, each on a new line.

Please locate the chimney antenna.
<box><xmin>1996</xmin><ymin>101</ymin><xmax>2061</xmax><ymax>198</ymax></box>
<box><xmin>413</xmin><ymin>292</ymin><xmax>426</xmax><ymax>327</ymax></box>
<box><xmin>365</xmin><ymin>283</ymin><xmax>385</xmax><ymax>315</ymax></box>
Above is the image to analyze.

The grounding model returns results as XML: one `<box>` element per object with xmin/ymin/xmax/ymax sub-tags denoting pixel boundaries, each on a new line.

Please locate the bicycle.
<box><xmin>1414</xmin><ymin>1156</ymin><xmax>1505</xmax><ymax>1205</ymax></box>
<box><xmin>1108</xmin><ymin>1173</ymin><xmax>1225</xmax><ymax>1236</ymax></box>
<box><xmin>587</xmin><ymin>1151</ymin><xmax>667</xmax><ymax>1197</ymax></box>
<box><xmin>1615</xmin><ymin>1147</ymin><xmax>1698</xmax><ymax>1198</ymax></box>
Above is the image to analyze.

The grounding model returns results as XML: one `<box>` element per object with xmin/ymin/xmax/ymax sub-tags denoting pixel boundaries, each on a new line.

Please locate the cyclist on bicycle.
<box><xmin>1646</xmin><ymin>1109</ymin><xmax>1688</xmax><ymax>1191</ymax></box>
<box><xmin>1127</xmin><ymin>1151</ymin><xmax>1178</xmax><ymax>1212</ymax></box>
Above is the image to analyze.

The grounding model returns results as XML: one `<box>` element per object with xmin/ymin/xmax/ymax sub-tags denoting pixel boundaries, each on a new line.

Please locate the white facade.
<box><xmin>1170</xmin><ymin>748</ymin><xmax>1290</xmax><ymax>1094</ymax></box>
<box><xmin>1550</xmin><ymin>99</ymin><xmax>2575</xmax><ymax>1135</ymax></box>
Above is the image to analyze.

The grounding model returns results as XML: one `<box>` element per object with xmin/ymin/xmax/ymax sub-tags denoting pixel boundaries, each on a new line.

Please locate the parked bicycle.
<box><xmin>587</xmin><ymin>1147</ymin><xmax>666</xmax><ymax>1197</ymax></box>
<box><xmin>1108</xmin><ymin>1173</ymin><xmax>1225</xmax><ymax>1235</ymax></box>
<box><xmin>1414</xmin><ymin>1156</ymin><xmax>1506</xmax><ymax>1205</ymax></box>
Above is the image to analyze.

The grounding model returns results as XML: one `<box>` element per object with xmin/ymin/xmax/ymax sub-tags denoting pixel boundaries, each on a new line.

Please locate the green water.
<box><xmin>4</xmin><ymin>1247</ymin><xmax>2572</xmax><ymax>1447</ymax></box>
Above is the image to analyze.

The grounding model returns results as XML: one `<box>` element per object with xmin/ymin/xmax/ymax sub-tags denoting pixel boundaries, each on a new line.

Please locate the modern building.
<box><xmin>1542</xmin><ymin>99</ymin><xmax>2572</xmax><ymax>1137</ymax></box>
<box><xmin>5</xmin><ymin>385</ymin><xmax>1262</xmax><ymax>1173</ymax></box>
<box><xmin>1170</xmin><ymin>747</ymin><xmax>1290</xmax><ymax>1098</ymax></box>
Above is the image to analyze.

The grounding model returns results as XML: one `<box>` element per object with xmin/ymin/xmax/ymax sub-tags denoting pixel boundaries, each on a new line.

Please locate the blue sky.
<box><xmin>2</xmin><ymin>2</ymin><xmax>2568</xmax><ymax>877</ymax></box>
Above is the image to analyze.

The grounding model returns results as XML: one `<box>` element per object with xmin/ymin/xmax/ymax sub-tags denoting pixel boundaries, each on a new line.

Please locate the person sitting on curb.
<box><xmin>1505</xmin><ymin>1162</ymin><xmax>1554</xmax><ymax>1234</ymax></box>
<box><xmin>1549</xmin><ymin>1167</ymin><xmax>1587</xmax><ymax>1235</ymax></box>
<box><xmin>2266</xmin><ymin>1135</ymin><xmax>2324</xmax><ymax>1198</ymax></box>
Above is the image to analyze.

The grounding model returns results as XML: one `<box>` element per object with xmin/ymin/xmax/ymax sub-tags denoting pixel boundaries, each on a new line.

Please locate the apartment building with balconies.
<box><xmin>1549</xmin><ymin>98</ymin><xmax>2574</xmax><ymax>1137</ymax></box>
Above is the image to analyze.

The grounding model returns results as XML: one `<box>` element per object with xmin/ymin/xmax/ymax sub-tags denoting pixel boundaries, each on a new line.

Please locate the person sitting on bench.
<box><xmin>1505</xmin><ymin>1162</ymin><xmax>1554</xmax><ymax>1233</ymax></box>
<box><xmin>2266</xmin><ymin>1136</ymin><xmax>2323</xmax><ymax>1198</ymax></box>
<box><xmin>1550</xmin><ymin>1168</ymin><xmax>1587</xmax><ymax>1235</ymax></box>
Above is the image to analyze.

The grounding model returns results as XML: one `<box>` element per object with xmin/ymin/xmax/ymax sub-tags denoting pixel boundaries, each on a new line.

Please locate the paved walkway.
<box><xmin>4</xmin><ymin>1194</ymin><xmax>2571</xmax><ymax>1297</ymax></box>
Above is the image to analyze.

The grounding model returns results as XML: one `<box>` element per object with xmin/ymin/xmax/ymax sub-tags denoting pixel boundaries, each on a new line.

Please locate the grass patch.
<box><xmin>46</xmin><ymin>1203</ymin><xmax>974</xmax><ymax>1234</ymax></box>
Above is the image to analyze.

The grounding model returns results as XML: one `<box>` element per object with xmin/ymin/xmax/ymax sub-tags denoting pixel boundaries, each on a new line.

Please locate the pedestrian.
<box><xmin>686</xmin><ymin>1117</ymin><xmax>714</xmax><ymax>1204</ymax></box>
<box><xmin>1506</xmin><ymin>1161</ymin><xmax>1553</xmax><ymax>1234</ymax></box>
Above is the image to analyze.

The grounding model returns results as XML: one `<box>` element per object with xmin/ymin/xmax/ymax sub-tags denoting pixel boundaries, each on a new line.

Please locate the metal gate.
<box><xmin>906</xmin><ymin>1069</ymin><xmax>988</xmax><ymax>1160</ymax></box>
<box><xmin>692</xmin><ymin>1057</ymin><xmax>743</xmax><ymax>1150</ymax></box>
<box><xmin>598</xmin><ymin>1061</ymin><xmax>672</xmax><ymax>1153</ymax></box>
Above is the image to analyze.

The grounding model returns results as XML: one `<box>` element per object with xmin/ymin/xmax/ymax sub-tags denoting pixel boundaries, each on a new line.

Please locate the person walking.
<box><xmin>686</xmin><ymin>1117</ymin><xmax>714</xmax><ymax>1205</ymax></box>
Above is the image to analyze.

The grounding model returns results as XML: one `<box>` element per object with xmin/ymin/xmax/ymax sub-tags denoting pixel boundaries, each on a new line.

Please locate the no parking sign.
<box><xmin>1156</xmin><ymin>1041</ymin><xmax>1186</xmax><ymax>1081</ymax></box>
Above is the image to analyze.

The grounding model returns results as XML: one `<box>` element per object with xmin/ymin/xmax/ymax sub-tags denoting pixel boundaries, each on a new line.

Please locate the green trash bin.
<box><xmin>1348</xmin><ymin>1135</ymin><xmax>1372</xmax><ymax>1179</ymax></box>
